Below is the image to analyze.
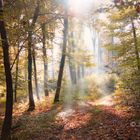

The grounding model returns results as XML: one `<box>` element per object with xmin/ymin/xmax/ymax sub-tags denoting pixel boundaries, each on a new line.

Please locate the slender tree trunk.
<box><xmin>14</xmin><ymin>49</ymin><xmax>19</xmax><ymax>103</ymax></box>
<box><xmin>28</xmin><ymin>31</ymin><xmax>35</xmax><ymax>111</ymax></box>
<box><xmin>0</xmin><ymin>1</ymin><xmax>13</xmax><ymax>139</ymax></box>
<box><xmin>69</xmin><ymin>59</ymin><xmax>77</xmax><ymax>84</ymax></box>
<box><xmin>32</xmin><ymin>46</ymin><xmax>40</xmax><ymax>100</ymax></box>
<box><xmin>68</xmin><ymin>32</ymin><xmax>77</xmax><ymax>84</ymax></box>
<box><xmin>51</xmin><ymin>47</ymin><xmax>55</xmax><ymax>80</ymax></box>
<box><xmin>27</xmin><ymin>2</ymin><xmax>39</xmax><ymax>111</ymax></box>
<box><xmin>77</xmin><ymin>65</ymin><xmax>81</xmax><ymax>80</ymax></box>
<box><xmin>81</xmin><ymin>64</ymin><xmax>85</xmax><ymax>77</ymax></box>
<box><xmin>42</xmin><ymin>24</ymin><xmax>49</xmax><ymax>96</ymax></box>
<box><xmin>131</xmin><ymin>18</ymin><xmax>140</xmax><ymax>71</ymax></box>
<box><xmin>91</xmin><ymin>29</ymin><xmax>96</xmax><ymax>56</ymax></box>
<box><xmin>25</xmin><ymin>48</ymin><xmax>28</xmax><ymax>96</ymax></box>
<box><xmin>54</xmin><ymin>8</ymin><xmax>68</xmax><ymax>102</ymax></box>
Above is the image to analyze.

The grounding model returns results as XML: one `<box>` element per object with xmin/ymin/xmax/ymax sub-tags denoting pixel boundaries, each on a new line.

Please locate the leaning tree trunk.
<box><xmin>41</xmin><ymin>24</ymin><xmax>49</xmax><ymax>96</ymax></box>
<box><xmin>54</xmin><ymin>8</ymin><xmax>68</xmax><ymax>102</ymax></box>
<box><xmin>27</xmin><ymin>2</ymin><xmax>39</xmax><ymax>111</ymax></box>
<box><xmin>0</xmin><ymin>0</ymin><xmax>13</xmax><ymax>140</ymax></box>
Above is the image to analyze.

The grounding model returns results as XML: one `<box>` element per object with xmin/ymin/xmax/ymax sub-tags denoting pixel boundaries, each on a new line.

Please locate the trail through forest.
<box><xmin>11</xmin><ymin>94</ymin><xmax>140</xmax><ymax>140</ymax></box>
<box><xmin>1</xmin><ymin>0</ymin><xmax>140</xmax><ymax>139</ymax></box>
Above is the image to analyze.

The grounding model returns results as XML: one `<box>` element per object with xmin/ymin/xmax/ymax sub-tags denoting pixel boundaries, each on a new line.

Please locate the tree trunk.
<box><xmin>28</xmin><ymin>31</ymin><xmax>35</xmax><ymax>111</ymax></box>
<box><xmin>81</xmin><ymin>64</ymin><xmax>85</xmax><ymax>77</ymax></box>
<box><xmin>69</xmin><ymin>59</ymin><xmax>77</xmax><ymax>84</ymax></box>
<box><xmin>51</xmin><ymin>47</ymin><xmax>55</xmax><ymax>80</ymax></box>
<box><xmin>54</xmin><ymin>8</ymin><xmax>68</xmax><ymax>102</ymax></box>
<box><xmin>24</xmin><ymin>48</ymin><xmax>28</xmax><ymax>97</ymax></box>
<box><xmin>14</xmin><ymin>48</ymin><xmax>19</xmax><ymax>103</ymax></box>
<box><xmin>77</xmin><ymin>65</ymin><xmax>81</xmax><ymax>80</ymax></box>
<box><xmin>32</xmin><ymin>46</ymin><xmax>40</xmax><ymax>100</ymax></box>
<box><xmin>131</xmin><ymin>18</ymin><xmax>140</xmax><ymax>71</ymax></box>
<box><xmin>68</xmin><ymin>32</ymin><xmax>77</xmax><ymax>85</ymax></box>
<box><xmin>0</xmin><ymin>0</ymin><xmax>13</xmax><ymax>139</ymax></box>
<box><xmin>27</xmin><ymin>2</ymin><xmax>39</xmax><ymax>111</ymax></box>
<box><xmin>42</xmin><ymin>24</ymin><xmax>49</xmax><ymax>96</ymax></box>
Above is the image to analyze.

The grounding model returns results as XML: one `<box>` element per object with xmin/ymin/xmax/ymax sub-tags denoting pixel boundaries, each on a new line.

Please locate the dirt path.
<box><xmin>51</xmin><ymin>95</ymin><xmax>140</xmax><ymax>140</ymax></box>
<box><xmin>88</xmin><ymin>95</ymin><xmax>114</xmax><ymax>106</ymax></box>
<box><xmin>12</xmin><ymin>95</ymin><xmax>140</xmax><ymax>140</ymax></box>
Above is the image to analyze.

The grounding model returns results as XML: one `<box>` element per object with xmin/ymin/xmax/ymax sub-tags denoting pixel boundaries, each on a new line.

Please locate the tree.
<box><xmin>14</xmin><ymin>45</ymin><xmax>19</xmax><ymax>102</ymax></box>
<box><xmin>32</xmin><ymin>45</ymin><xmax>40</xmax><ymax>100</ymax></box>
<box><xmin>54</xmin><ymin>6</ymin><xmax>68</xmax><ymax>102</ymax></box>
<box><xmin>68</xmin><ymin>31</ymin><xmax>77</xmax><ymax>85</ymax></box>
<box><xmin>102</xmin><ymin>0</ymin><xmax>140</xmax><ymax>94</ymax></box>
<box><xmin>131</xmin><ymin>17</ymin><xmax>140</xmax><ymax>71</ymax></box>
<box><xmin>0</xmin><ymin>0</ymin><xmax>13</xmax><ymax>139</ymax></box>
<box><xmin>42</xmin><ymin>23</ymin><xmax>49</xmax><ymax>96</ymax></box>
<box><xmin>27</xmin><ymin>1</ymin><xmax>40</xmax><ymax>111</ymax></box>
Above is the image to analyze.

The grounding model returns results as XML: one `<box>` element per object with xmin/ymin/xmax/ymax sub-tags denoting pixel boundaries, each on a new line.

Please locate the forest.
<box><xmin>0</xmin><ymin>0</ymin><xmax>140</xmax><ymax>140</ymax></box>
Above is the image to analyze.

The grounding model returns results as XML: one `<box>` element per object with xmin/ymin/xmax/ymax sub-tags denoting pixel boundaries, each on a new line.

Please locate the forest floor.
<box><xmin>3</xmin><ymin>94</ymin><xmax>138</xmax><ymax>140</ymax></box>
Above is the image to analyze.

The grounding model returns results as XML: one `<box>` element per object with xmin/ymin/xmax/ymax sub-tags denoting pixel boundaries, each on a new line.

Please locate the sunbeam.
<box><xmin>68</xmin><ymin>0</ymin><xmax>93</xmax><ymax>16</ymax></box>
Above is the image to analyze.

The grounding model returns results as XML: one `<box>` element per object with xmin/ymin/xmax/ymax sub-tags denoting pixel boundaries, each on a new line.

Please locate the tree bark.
<box><xmin>69</xmin><ymin>59</ymin><xmax>77</xmax><ymax>84</ymax></box>
<box><xmin>0</xmin><ymin>0</ymin><xmax>13</xmax><ymax>139</ymax></box>
<box><xmin>27</xmin><ymin>2</ymin><xmax>39</xmax><ymax>111</ymax></box>
<box><xmin>42</xmin><ymin>24</ymin><xmax>49</xmax><ymax>96</ymax></box>
<box><xmin>54</xmin><ymin>8</ymin><xmax>68</xmax><ymax>102</ymax></box>
<box><xmin>51</xmin><ymin>47</ymin><xmax>55</xmax><ymax>80</ymax></box>
<box><xmin>68</xmin><ymin>32</ymin><xmax>77</xmax><ymax>84</ymax></box>
<box><xmin>81</xmin><ymin>64</ymin><xmax>85</xmax><ymax>77</ymax></box>
<box><xmin>28</xmin><ymin>31</ymin><xmax>35</xmax><ymax>111</ymax></box>
<box><xmin>77</xmin><ymin>65</ymin><xmax>81</xmax><ymax>80</ymax></box>
<box><xmin>32</xmin><ymin>46</ymin><xmax>40</xmax><ymax>100</ymax></box>
<box><xmin>14</xmin><ymin>48</ymin><xmax>19</xmax><ymax>102</ymax></box>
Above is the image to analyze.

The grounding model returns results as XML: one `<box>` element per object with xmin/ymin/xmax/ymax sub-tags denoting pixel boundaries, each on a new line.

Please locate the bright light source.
<box><xmin>68</xmin><ymin>0</ymin><xmax>112</xmax><ymax>16</ymax></box>
<box><xmin>68</xmin><ymin>0</ymin><xmax>93</xmax><ymax>16</ymax></box>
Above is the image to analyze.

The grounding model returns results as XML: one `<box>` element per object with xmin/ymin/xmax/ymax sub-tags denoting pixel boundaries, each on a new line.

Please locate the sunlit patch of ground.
<box><xmin>56</xmin><ymin>108</ymin><xmax>75</xmax><ymax>120</ymax></box>
<box><xmin>56</xmin><ymin>101</ymin><xmax>92</xmax><ymax>130</ymax></box>
<box><xmin>56</xmin><ymin>110</ymin><xmax>92</xmax><ymax>131</ymax></box>
<box><xmin>88</xmin><ymin>95</ymin><xmax>114</xmax><ymax>106</ymax></box>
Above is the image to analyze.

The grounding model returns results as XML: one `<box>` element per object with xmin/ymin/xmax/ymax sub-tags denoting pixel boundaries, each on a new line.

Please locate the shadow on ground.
<box><xmin>11</xmin><ymin>98</ymin><xmax>140</xmax><ymax>140</ymax></box>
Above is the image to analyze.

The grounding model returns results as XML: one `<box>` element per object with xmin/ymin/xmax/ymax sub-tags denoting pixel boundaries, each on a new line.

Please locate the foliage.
<box><xmin>0</xmin><ymin>0</ymin><xmax>140</xmax><ymax>139</ymax></box>
<box><xmin>101</xmin><ymin>1</ymin><xmax>140</xmax><ymax>100</ymax></box>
